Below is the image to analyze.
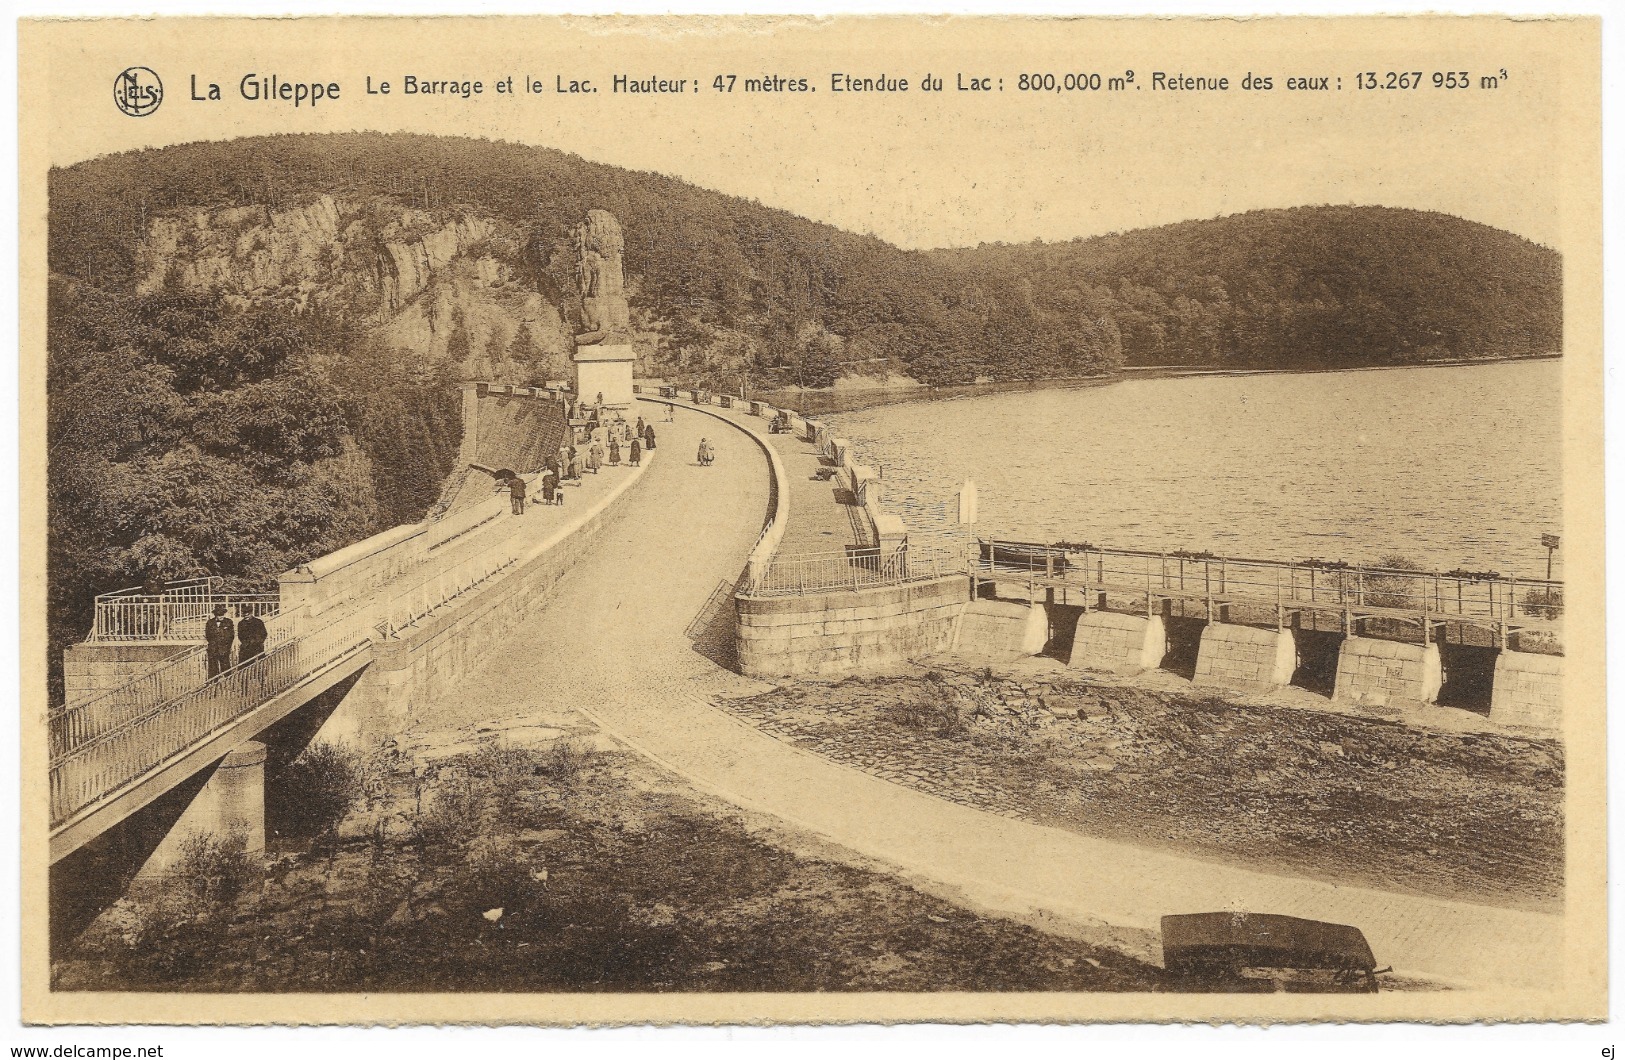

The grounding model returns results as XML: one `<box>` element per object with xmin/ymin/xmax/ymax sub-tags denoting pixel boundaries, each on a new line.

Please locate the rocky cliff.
<box><xmin>135</xmin><ymin>194</ymin><xmax>574</xmax><ymax>377</ymax></box>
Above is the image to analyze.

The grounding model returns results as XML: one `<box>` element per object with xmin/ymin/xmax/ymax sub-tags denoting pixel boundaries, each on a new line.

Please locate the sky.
<box><xmin>25</xmin><ymin>14</ymin><xmax>1583</xmax><ymax>250</ymax></box>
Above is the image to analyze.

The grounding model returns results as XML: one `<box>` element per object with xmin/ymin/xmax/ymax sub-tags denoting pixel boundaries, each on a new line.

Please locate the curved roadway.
<box><xmin>417</xmin><ymin>399</ymin><xmax>1563</xmax><ymax>994</ymax></box>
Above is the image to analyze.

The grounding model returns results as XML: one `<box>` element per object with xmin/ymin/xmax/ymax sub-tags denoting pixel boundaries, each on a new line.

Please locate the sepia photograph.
<box><xmin>13</xmin><ymin>9</ymin><xmax>1608</xmax><ymax>1033</ymax></box>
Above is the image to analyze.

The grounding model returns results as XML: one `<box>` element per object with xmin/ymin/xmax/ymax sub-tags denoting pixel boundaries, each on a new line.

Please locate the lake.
<box><xmin>825</xmin><ymin>360</ymin><xmax>1563</xmax><ymax>579</ymax></box>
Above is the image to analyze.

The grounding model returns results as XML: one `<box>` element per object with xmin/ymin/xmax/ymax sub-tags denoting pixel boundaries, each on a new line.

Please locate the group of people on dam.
<box><xmin>502</xmin><ymin>403</ymin><xmax>657</xmax><ymax>516</ymax></box>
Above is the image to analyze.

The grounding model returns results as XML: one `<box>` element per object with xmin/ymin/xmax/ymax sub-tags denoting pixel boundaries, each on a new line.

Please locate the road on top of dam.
<box><xmin>411</xmin><ymin>397</ymin><xmax>1563</xmax><ymax>992</ymax></box>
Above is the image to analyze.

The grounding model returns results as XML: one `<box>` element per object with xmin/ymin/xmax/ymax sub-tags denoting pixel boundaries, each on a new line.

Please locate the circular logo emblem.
<box><xmin>114</xmin><ymin>67</ymin><xmax>163</xmax><ymax>117</ymax></box>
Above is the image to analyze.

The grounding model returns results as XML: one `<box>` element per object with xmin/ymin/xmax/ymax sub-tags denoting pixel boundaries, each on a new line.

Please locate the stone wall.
<box><xmin>736</xmin><ymin>575</ymin><xmax>967</xmax><ymax>678</ymax></box>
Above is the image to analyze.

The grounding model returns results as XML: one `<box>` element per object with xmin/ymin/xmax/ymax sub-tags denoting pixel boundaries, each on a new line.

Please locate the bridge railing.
<box><xmin>374</xmin><ymin>548</ymin><xmax>523</xmax><ymax>638</ymax></box>
<box><xmin>974</xmin><ymin>540</ymin><xmax>1564</xmax><ymax>626</ymax></box>
<box><xmin>49</xmin><ymin>609</ymin><xmax>372</xmax><ymax>827</ymax></box>
<box><xmin>53</xmin><ymin>609</ymin><xmax>306</xmax><ymax>759</ymax></box>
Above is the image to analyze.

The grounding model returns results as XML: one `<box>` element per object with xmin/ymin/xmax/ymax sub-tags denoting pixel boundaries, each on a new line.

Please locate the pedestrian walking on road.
<box><xmin>629</xmin><ymin>438</ymin><xmax>641</xmax><ymax>467</ymax></box>
<box><xmin>697</xmin><ymin>438</ymin><xmax>714</xmax><ymax>466</ymax></box>
<box><xmin>644</xmin><ymin>424</ymin><xmax>657</xmax><ymax>450</ymax></box>
<box><xmin>588</xmin><ymin>442</ymin><xmax>604</xmax><ymax>473</ymax></box>
<box><xmin>609</xmin><ymin>438</ymin><xmax>621</xmax><ymax>466</ymax></box>
<box><xmin>636</xmin><ymin>415</ymin><xmax>646</xmax><ymax>439</ymax></box>
<box><xmin>204</xmin><ymin>604</ymin><xmax>235</xmax><ymax>679</ymax></box>
<box><xmin>569</xmin><ymin>449</ymin><xmax>585</xmax><ymax>482</ymax></box>
<box><xmin>507</xmin><ymin>473</ymin><xmax>528</xmax><ymax>514</ymax></box>
<box><xmin>237</xmin><ymin>611</ymin><xmax>268</xmax><ymax>663</ymax></box>
<box><xmin>664</xmin><ymin>402</ymin><xmax>674</xmax><ymax>422</ymax></box>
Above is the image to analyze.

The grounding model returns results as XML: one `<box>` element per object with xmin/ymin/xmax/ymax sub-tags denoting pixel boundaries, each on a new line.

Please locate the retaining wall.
<box><xmin>1488</xmin><ymin>650</ymin><xmax>1563</xmax><ymax>731</ymax></box>
<box><xmin>1192</xmin><ymin>622</ymin><xmax>1298</xmax><ymax>693</ymax></box>
<box><xmin>736</xmin><ymin>575</ymin><xmax>966</xmax><ymax>678</ymax></box>
<box><xmin>326</xmin><ymin>453</ymin><xmax>659</xmax><ymax>741</ymax></box>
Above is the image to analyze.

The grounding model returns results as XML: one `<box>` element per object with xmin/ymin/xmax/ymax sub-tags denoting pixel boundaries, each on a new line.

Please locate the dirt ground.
<box><xmin>53</xmin><ymin>718</ymin><xmax>1166</xmax><ymax>994</ymax></box>
<box><xmin>719</xmin><ymin>666</ymin><xmax>1563</xmax><ymax>911</ymax></box>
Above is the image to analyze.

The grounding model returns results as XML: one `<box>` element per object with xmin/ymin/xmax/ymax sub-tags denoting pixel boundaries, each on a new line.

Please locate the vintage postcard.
<box><xmin>17</xmin><ymin>13</ymin><xmax>1605</xmax><ymax>1027</ymax></box>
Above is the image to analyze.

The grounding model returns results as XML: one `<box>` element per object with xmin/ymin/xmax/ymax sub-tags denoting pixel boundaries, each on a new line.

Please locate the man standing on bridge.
<box><xmin>204</xmin><ymin>603</ymin><xmax>235</xmax><ymax>679</ymax></box>
<box><xmin>507</xmin><ymin>472</ymin><xmax>528</xmax><ymax>515</ymax></box>
<box><xmin>237</xmin><ymin>609</ymin><xmax>268</xmax><ymax>664</ymax></box>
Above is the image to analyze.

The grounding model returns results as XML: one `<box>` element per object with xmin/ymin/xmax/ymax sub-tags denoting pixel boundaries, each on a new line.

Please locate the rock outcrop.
<box><xmin>135</xmin><ymin>194</ymin><xmax>573</xmax><ymax>375</ymax></box>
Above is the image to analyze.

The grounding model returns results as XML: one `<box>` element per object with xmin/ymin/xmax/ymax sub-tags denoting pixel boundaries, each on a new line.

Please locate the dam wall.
<box><xmin>637</xmin><ymin>383</ymin><xmax>965</xmax><ymax>679</ymax></box>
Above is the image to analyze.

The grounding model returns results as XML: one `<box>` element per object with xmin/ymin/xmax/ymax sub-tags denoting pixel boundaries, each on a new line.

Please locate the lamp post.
<box><xmin>1542</xmin><ymin>533</ymin><xmax>1560</xmax><ymax>581</ymax></box>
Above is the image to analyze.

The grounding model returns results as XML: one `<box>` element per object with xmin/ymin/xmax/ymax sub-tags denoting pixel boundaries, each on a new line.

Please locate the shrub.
<box><xmin>279</xmin><ymin>741</ymin><xmax>367</xmax><ymax>838</ymax></box>
<box><xmin>416</xmin><ymin>772</ymin><xmax>485</xmax><ymax>852</ymax></box>
<box><xmin>544</xmin><ymin>736</ymin><xmax>594</xmax><ymax>785</ymax></box>
<box><xmin>1365</xmin><ymin>554</ymin><xmax>1426</xmax><ymax>610</ymax></box>
<box><xmin>176</xmin><ymin>829</ymin><xmax>259</xmax><ymax>907</ymax></box>
<box><xmin>1521</xmin><ymin>587</ymin><xmax>1563</xmax><ymax>620</ymax></box>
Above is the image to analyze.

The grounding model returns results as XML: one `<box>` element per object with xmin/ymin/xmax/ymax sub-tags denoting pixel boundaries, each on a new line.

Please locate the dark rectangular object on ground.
<box><xmin>1161</xmin><ymin>912</ymin><xmax>1378</xmax><ymax>987</ymax></box>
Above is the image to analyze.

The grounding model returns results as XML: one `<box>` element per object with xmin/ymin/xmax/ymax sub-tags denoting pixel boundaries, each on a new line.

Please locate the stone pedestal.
<box><xmin>954</xmin><ymin>600</ymin><xmax>1049</xmax><ymax>661</ymax></box>
<box><xmin>1069</xmin><ymin>612</ymin><xmax>1166</xmax><ymax>674</ymax></box>
<box><xmin>1333</xmin><ymin>636</ymin><xmax>1441</xmax><ymax>708</ymax></box>
<box><xmin>1193</xmin><ymin>623</ymin><xmax>1298</xmax><ymax>693</ymax></box>
<box><xmin>573</xmin><ymin>342</ymin><xmax>635</xmax><ymax>408</ymax></box>
<box><xmin>1489</xmin><ymin>650</ymin><xmax>1562</xmax><ymax>731</ymax></box>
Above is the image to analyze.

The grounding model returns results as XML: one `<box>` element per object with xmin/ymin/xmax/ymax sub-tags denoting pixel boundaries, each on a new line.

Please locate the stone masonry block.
<box><xmin>1069</xmin><ymin>611</ymin><xmax>1165</xmax><ymax>675</ymax></box>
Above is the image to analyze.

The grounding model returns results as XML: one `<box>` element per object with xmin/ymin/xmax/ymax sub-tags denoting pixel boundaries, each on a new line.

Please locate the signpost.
<box><xmin>1542</xmin><ymin>533</ymin><xmax>1560</xmax><ymax>580</ymax></box>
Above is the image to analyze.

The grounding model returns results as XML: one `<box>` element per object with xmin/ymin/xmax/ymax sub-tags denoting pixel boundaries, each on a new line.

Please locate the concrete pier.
<box><xmin>1192</xmin><ymin>622</ymin><xmax>1297</xmax><ymax>693</ymax></box>
<box><xmin>1068</xmin><ymin>611</ymin><xmax>1165</xmax><ymax>674</ymax></box>
<box><xmin>1489</xmin><ymin>650</ymin><xmax>1563</xmax><ymax>730</ymax></box>
<box><xmin>137</xmin><ymin>740</ymin><xmax>267</xmax><ymax>877</ymax></box>
<box><xmin>953</xmin><ymin>600</ymin><xmax>1048</xmax><ymax>661</ymax></box>
<box><xmin>1333</xmin><ymin>636</ymin><xmax>1442</xmax><ymax>708</ymax></box>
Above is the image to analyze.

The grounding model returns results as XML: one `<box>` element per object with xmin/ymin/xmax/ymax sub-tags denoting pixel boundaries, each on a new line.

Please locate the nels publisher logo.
<box><xmin>114</xmin><ymin>67</ymin><xmax>163</xmax><ymax>116</ymax></box>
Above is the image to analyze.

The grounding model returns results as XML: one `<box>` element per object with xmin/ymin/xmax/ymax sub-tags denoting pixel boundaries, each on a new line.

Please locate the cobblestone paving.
<box><xmin>413</xmin><ymin>398</ymin><xmax>1562</xmax><ymax>991</ymax></box>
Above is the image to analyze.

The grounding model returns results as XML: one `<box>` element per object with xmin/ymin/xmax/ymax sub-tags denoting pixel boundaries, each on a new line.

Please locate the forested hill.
<box><xmin>44</xmin><ymin>134</ymin><xmax>1559</xmax><ymax>699</ymax></box>
<box><xmin>930</xmin><ymin>207</ymin><xmax>1561</xmax><ymax>368</ymax></box>
<box><xmin>50</xmin><ymin>134</ymin><xmax>1561</xmax><ymax>392</ymax></box>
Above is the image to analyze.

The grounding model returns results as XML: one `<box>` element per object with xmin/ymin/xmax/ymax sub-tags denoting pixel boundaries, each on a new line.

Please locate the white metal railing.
<box><xmin>90</xmin><ymin>593</ymin><xmax>280</xmax><ymax>642</ymax></box>
<box><xmin>740</xmin><ymin>544</ymin><xmax>963</xmax><ymax>597</ymax></box>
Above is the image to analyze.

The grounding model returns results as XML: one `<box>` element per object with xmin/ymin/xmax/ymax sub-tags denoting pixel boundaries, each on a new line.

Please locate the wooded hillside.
<box><xmin>44</xmin><ymin>133</ymin><xmax>1561</xmax><ymax>698</ymax></box>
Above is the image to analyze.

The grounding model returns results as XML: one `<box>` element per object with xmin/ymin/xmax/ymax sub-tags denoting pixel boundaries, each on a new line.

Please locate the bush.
<box><xmin>1365</xmin><ymin>553</ymin><xmax>1426</xmax><ymax>610</ymax></box>
<box><xmin>416</xmin><ymin>772</ymin><xmax>485</xmax><ymax>852</ymax></box>
<box><xmin>176</xmin><ymin>829</ymin><xmax>259</xmax><ymax>906</ymax></box>
<box><xmin>544</xmin><ymin>736</ymin><xmax>594</xmax><ymax>785</ymax></box>
<box><xmin>279</xmin><ymin>742</ymin><xmax>367</xmax><ymax>838</ymax></box>
<box><xmin>1521</xmin><ymin>587</ymin><xmax>1564</xmax><ymax>620</ymax></box>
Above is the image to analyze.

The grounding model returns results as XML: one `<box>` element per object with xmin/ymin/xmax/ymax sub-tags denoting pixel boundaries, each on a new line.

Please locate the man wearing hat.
<box><xmin>204</xmin><ymin>603</ymin><xmax>235</xmax><ymax>679</ymax></box>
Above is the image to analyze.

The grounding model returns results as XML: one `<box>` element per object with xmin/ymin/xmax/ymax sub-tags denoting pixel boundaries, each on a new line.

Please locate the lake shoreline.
<box><xmin>754</xmin><ymin>352</ymin><xmax>1562</xmax><ymax>417</ymax></box>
